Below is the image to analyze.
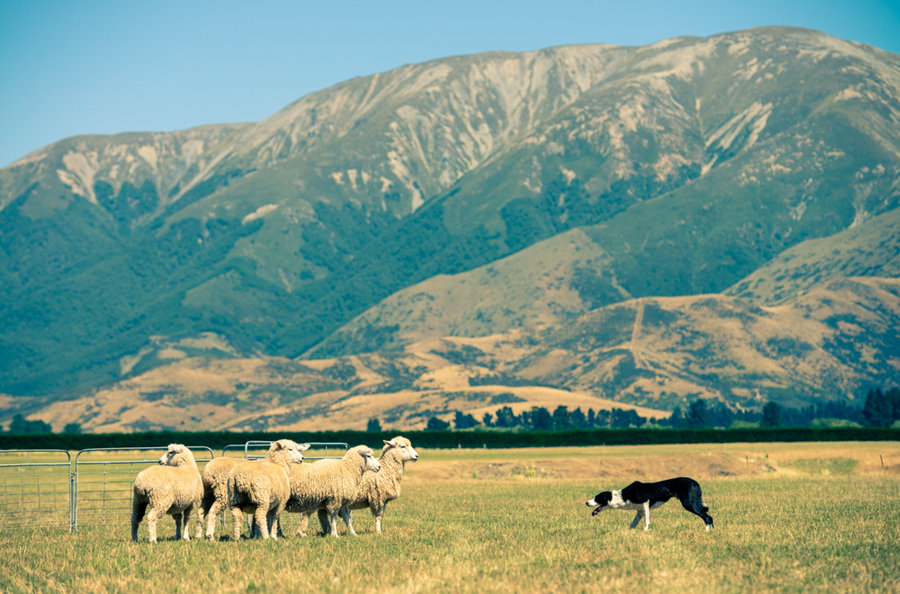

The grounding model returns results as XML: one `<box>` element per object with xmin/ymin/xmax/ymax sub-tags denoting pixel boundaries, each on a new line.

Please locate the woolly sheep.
<box><xmin>284</xmin><ymin>445</ymin><xmax>381</xmax><ymax>537</ymax></box>
<box><xmin>343</xmin><ymin>436</ymin><xmax>418</xmax><ymax>534</ymax></box>
<box><xmin>307</xmin><ymin>437</ymin><xmax>418</xmax><ymax>536</ymax></box>
<box><xmin>130</xmin><ymin>444</ymin><xmax>204</xmax><ymax>543</ymax></box>
<box><xmin>196</xmin><ymin>456</ymin><xmax>240</xmax><ymax>540</ymax></box>
<box><xmin>228</xmin><ymin>439</ymin><xmax>309</xmax><ymax>540</ymax></box>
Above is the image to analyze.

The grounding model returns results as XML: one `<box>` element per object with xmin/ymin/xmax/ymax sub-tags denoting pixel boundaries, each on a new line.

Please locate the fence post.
<box><xmin>70</xmin><ymin>469</ymin><xmax>77</xmax><ymax>532</ymax></box>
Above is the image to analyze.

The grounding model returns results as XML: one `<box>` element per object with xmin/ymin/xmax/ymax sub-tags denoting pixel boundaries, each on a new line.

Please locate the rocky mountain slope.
<box><xmin>1</xmin><ymin>26</ymin><xmax>898</xmax><ymax>430</ymax></box>
<box><xmin>22</xmin><ymin>274</ymin><xmax>899</xmax><ymax>432</ymax></box>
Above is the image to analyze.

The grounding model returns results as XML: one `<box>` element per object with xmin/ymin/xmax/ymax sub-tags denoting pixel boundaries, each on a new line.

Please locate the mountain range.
<box><xmin>2</xmin><ymin>26</ymin><xmax>898</xmax><ymax>431</ymax></box>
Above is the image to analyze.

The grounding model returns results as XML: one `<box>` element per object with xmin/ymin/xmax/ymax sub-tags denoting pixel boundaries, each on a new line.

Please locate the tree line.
<box><xmin>6</xmin><ymin>388</ymin><xmax>899</xmax><ymax>435</ymax></box>
<box><xmin>6</xmin><ymin>414</ymin><xmax>81</xmax><ymax>435</ymax></box>
<box><xmin>407</xmin><ymin>387</ymin><xmax>900</xmax><ymax>432</ymax></box>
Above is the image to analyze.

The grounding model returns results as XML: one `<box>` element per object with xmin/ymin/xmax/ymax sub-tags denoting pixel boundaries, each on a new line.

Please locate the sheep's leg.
<box><xmin>371</xmin><ymin>502</ymin><xmax>385</xmax><ymax>534</ymax></box>
<box><xmin>194</xmin><ymin>504</ymin><xmax>205</xmax><ymax>540</ymax></box>
<box><xmin>197</xmin><ymin>497</ymin><xmax>212</xmax><ymax>540</ymax></box>
<box><xmin>326</xmin><ymin>508</ymin><xmax>341</xmax><ymax>537</ymax></box>
<box><xmin>146</xmin><ymin>508</ymin><xmax>160</xmax><ymax>543</ymax></box>
<box><xmin>266</xmin><ymin>510</ymin><xmax>278</xmax><ymax>540</ymax></box>
<box><xmin>231</xmin><ymin>507</ymin><xmax>244</xmax><ymax>541</ymax></box>
<box><xmin>131</xmin><ymin>500</ymin><xmax>147</xmax><ymax>542</ymax></box>
<box><xmin>316</xmin><ymin>508</ymin><xmax>330</xmax><ymax>536</ymax></box>
<box><xmin>338</xmin><ymin>507</ymin><xmax>358</xmax><ymax>536</ymax></box>
<box><xmin>173</xmin><ymin>512</ymin><xmax>183</xmax><ymax>540</ymax></box>
<box><xmin>205</xmin><ymin>499</ymin><xmax>223</xmax><ymax>540</ymax></box>
<box><xmin>295</xmin><ymin>512</ymin><xmax>309</xmax><ymax>537</ymax></box>
<box><xmin>182</xmin><ymin>507</ymin><xmax>193</xmax><ymax>541</ymax></box>
<box><xmin>248</xmin><ymin>514</ymin><xmax>268</xmax><ymax>538</ymax></box>
<box><xmin>254</xmin><ymin>504</ymin><xmax>270</xmax><ymax>540</ymax></box>
<box><xmin>270</xmin><ymin>515</ymin><xmax>282</xmax><ymax>539</ymax></box>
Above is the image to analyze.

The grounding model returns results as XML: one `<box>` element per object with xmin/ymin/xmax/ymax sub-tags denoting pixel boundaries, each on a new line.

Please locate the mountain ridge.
<box><xmin>1</xmin><ymin>27</ymin><xmax>898</xmax><ymax>430</ymax></box>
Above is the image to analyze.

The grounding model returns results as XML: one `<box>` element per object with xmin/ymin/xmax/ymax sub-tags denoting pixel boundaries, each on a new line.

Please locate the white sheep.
<box><xmin>130</xmin><ymin>444</ymin><xmax>204</xmax><ymax>543</ymax></box>
<box><xmin>196</xmin><ymin>456</ymin><xmax>240</xmax><ymax>540</ymax></box>
<box><xmin>228</xmin><ymin>439</ymin><xmax>309</xmax><ymax>540</ymax></box>
<box><xmin>284</xmin><ymin>445</ymin><xmax>381</xmax><ymax>537</ymax></box>
<box><xmin>308</xmin><ymin>437</ymin><xmax>418</xmax><ymax>536</ymax></box>
<box><xmin>344</xmin><ymin>436</ymin><xmax>418</xmax><ymax>534</ymax></box>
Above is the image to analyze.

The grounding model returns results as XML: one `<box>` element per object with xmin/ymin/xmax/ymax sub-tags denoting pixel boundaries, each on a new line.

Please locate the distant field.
<box><xmin>1</xmin><ymin>442</ymin><xmax>897</xmax><ymax>592</ymax></box>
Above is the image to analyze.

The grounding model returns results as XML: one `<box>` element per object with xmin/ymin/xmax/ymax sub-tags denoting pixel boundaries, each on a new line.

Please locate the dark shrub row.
<box><xmin>1</xmin><ymin>427</ymin><xmax>897</xmax><ymax>451</ymax></box>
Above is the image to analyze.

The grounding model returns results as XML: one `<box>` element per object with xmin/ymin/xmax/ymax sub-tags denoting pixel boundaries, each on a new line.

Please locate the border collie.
<box><xmin>585</xmin><ymin>476</ymin><xmax>713</xmax><ymax>531</ymax></box>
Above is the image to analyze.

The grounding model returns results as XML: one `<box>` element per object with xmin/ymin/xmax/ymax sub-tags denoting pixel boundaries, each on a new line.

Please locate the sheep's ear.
<box><xmin>299</xmin><ymin>443</ymin><xmax>311</xmax><ymax>451</ymax></box>
<box><xmin>273</xmin><ymin>441</ymin><xmax>285</xmax><ymax>450</ymax></box>
<box><xmin>383</xmin><ymin>439</ymin><xmax>396</xmax><ymax>448</ymax></box>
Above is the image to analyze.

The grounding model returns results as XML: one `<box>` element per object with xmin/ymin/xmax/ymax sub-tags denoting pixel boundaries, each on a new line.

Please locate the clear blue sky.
<box><xmin>1</xmin><ymin>0</ymin><xmax>898</xmax><ymax>168</ymax></box>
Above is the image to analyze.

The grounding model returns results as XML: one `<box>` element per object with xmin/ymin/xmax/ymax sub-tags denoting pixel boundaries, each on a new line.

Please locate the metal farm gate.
<box><xmin>73</xmin><ymin>446</ymin><xmax>215</xmax><ymax>535</ymax></box>
<box><xmin>0</xmin><ymin>449</ymin><xmax>72</xmax><ymax>530</ymax></box>
<box><xmin>0</xmin><ymin>442</ymin><xmax>349</xmax><ymax>535</ymax></box>
<box><xmin>223</xmin><ymin>441</ymin><xmax>349</xmax><ymax>460</ymax></box>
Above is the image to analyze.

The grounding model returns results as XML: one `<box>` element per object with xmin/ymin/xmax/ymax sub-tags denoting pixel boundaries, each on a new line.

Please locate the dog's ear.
<box><xmin>599</xmin><ymin>491</ymin><xmax>613</xmax><ymax>505</ymax></box>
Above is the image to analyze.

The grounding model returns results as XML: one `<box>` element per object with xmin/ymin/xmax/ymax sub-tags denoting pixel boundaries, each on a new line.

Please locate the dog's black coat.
<box><xmin>586</xmin><ymin>476</ymin><xmax>713</xmax><ymax>530</ymax></box>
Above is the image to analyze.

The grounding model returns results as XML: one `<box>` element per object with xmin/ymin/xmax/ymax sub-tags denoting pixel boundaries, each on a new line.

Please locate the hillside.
<box><xmin>14</xmin><ymin>274</ymin><xmax>896</xmax><ymax>432</ymax></box>
<box><xmin>315</xmin><ymin>207</ymin><xmax>900</xmax><ymax>396</ymax></box>
<box><xmin>1</xmin><ymin>27</ymin><xmax>899</xmax><ymax>430</ymax></box>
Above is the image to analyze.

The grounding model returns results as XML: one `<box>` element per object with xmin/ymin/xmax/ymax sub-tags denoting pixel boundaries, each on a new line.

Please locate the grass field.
<box><xmin>1</xmin><ymin>442</ymin><xmax>898</xmax><ymax>593</ymax></box>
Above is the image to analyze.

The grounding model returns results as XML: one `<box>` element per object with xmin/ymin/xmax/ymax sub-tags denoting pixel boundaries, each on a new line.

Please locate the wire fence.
<box><xmin>0</xmin><ymin>450</ymin><xmax>72</xmax><ymax>530</ymax></box>
<box><xmin>0</xmin><ymin>442</ymin><xmax>349</xmax><ymax>534</ymax></box>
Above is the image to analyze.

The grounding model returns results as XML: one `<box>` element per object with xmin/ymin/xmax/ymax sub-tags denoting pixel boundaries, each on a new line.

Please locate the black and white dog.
<box><xmin>585</xmin><ymin>477</ymin><xmax>714</xmax><ymax>531</ymax></box>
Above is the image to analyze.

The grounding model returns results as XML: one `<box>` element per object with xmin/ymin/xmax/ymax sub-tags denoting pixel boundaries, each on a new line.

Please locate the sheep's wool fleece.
<box><xmin>287</xmin><ymin>446</ymin><xmax>374</xmax><ymax>512</ymax></box>
<box><xmin>133</xmin><ymin>448</ymin><xmax>202</xmax><ymax>510</ymax></box>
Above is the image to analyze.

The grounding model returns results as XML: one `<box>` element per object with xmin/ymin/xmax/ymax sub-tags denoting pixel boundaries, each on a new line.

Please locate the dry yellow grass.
<box><xmin>403</xmin><ymin>441</ymin><xmax>900</xmax><ymax>481</ymax></box>
<box><xmin>1</xmin><ymin>441</ymin><xmax>897</xmax><ymax>593</ymax></box>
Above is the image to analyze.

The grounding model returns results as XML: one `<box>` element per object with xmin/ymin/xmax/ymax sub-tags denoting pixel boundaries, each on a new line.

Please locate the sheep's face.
<box><xmin>385</xmin><ymin>438</ymin><xmax>418</xmax><ymax>463</ymax></box>
<box><xmin>159</xmin><ymin>444</ymin><xmax>191</xmax><ymax>466</ymax></box>
<box><xmin>355</xmin><ymin>447</ymin><xmax>381</xmax><ymax>473</ymax></box>
<box><xmin>272</xmin><ymin>439</ymin><xmax>310</xmax><ymax>465</ymax></box>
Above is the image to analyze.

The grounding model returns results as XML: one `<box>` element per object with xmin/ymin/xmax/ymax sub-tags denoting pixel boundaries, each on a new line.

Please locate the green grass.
<box><xmin>1</xmin><ymin>468</ymin><xmax>898</xmax><ymax>592</ymax></box>
<box><xmin>779</xmin><ymin>457</ymin><xmax>859</xmax><ymax>476</ymax></box>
